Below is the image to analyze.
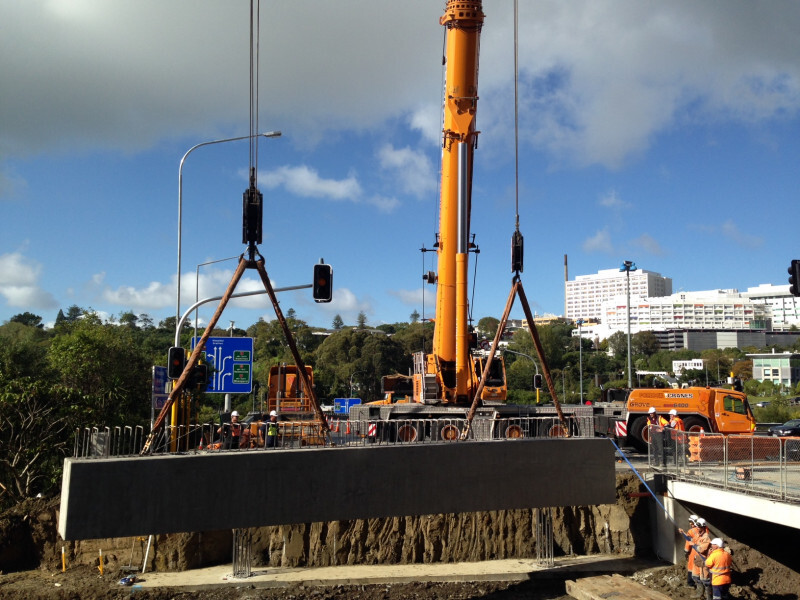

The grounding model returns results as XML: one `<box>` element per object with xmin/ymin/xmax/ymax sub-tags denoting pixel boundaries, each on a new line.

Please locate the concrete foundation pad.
<box><xmin>59</xmin><ymin>438</ymin><xmax>615</xmax><ymax>540</ymax></box>
<box><xmin>133</xmin><ymin>554</ymin><xmax>652</xmax><ymax>591</ymax></box>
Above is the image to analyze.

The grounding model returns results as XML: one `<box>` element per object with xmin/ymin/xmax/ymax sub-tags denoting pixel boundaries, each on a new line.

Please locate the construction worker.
<box><xmin>218</xmin><ymin>410</ymin><xmax>242</xmax><ymax>450</ymax></box>
<box><xmin>647</xmin><ymin>407</ymin><xmax>669</xmax><ymax>465</ymax></box>
<box><xmin>691</xmin><ymin>518</ymin><xmax>713</xmax><ymax>599</ymax></box>
<box><xmin>705</xmin><ymin>537</ymin><xmax>732</xmax><ymax>599</ymax></box>
<box><xmin>259</xmin><ymin>410</ymin><xmax>279</xmax><ymax>448</ymax></box>
<box><xmin>666</xmin><ymin>408</ymin><xmax>686</xmax><ymax>465</ymax></box>
<box><xmin>678</xmin><ymin>514</ymin><xmax>700</xmax><ymax>587</ymax></box>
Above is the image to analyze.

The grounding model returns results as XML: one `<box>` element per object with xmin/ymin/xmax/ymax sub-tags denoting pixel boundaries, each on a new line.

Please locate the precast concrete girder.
<box><xmin>59</xmin><ymin>438</ymin><xmax>615</xmax><ymax>540</ymax></box>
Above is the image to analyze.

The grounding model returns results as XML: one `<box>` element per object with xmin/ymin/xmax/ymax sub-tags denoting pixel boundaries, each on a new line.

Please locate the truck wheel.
<box><xmin>629</xmin><ymin>417</ymin><xmax>649</xmax><ymax>451</ymax></box>
<box><xmin>439</xmin><ymin>424</ymin><xmax>459</xmax><ymax>441</ymax></box>
<box><xmin>682</xmin><ymin>417</ymin><xmax>707</xmax><ymax>433</ymax></box>
<box><xmin>396</xmin><ymin>423</ymin><xmax>419</xmax><ymax>443</ymax></box>
<box><xmin>505</xmin><ymin>424</ymin><xmax>524</xmax><ymax>439</ymax></box>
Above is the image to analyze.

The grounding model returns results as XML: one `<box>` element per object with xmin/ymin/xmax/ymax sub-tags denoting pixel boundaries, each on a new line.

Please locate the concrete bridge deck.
<box><xmin>59</xmin><ymin>438</ymin><xmax>616</xmax><ymax>540</ymax></box>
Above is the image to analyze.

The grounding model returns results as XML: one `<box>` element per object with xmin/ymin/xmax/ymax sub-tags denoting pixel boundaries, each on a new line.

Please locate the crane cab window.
<box><xmin>723</xmin><ymin>394</ymin><xmax>747</xmax><ymax>415</ymax></box>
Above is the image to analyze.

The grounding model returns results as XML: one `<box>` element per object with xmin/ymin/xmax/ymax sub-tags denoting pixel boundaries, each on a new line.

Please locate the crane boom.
<box><xmin>429</xmin><ymin>0</ymin><xmax>487</xmax><ymax>405</ymax></box>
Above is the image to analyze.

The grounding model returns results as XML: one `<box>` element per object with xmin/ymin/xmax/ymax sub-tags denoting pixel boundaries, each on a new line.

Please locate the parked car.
<box><xmin>787</xmin><ymin>396</ymin><xmax>800</xmax><ymax>405</ymax></box>
<box><xmin>769</xmin><ymin>419</ymin><xmax>800</xmax><ymax>437</ymax></box>
<box><xmin>755</xmin><ymin>401</ymin><xmax>771</xmax><ymax>408</ymax></box>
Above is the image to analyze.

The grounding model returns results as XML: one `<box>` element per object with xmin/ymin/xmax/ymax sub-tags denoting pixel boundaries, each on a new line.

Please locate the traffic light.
<box><xmin>789</xmin><ymin>260</ymin><xmax>800</xmax><ymax>296</ymax></box>
<box><xmin>190</xmin><ymin>363</ymin><xmax>208</xmax><ymax>389</ymax></box>
<box><xmin>313</xmin><ymin>262</ymin><xmax>333</xmax><ymax>303</ymax></box>
<box><xmin>167</xmin><ymin>346</ymin><xmax>186</xmax><ymax>380</ymax></box>
<box><xmin>533</xmin><ymin>374</ymin><xmax>543</xmax><ymax>389</ymax></box>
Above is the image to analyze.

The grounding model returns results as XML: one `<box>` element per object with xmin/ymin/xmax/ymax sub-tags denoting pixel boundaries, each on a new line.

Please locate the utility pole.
<box><xmin>620</xmin><ymin>261</ymin><xmax>637</xmax><ymax>389</ymax></box>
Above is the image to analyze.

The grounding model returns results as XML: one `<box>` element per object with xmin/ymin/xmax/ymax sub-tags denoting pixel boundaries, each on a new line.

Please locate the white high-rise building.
<box><xmin>741</xmin><ymin>284</ymin><xmax>800</xmax><ymax>331</ymax></box>
<box><xmin>565</xmin><ymin>268</ymin><xmax>672</xmax><ymax>322</ymax></box>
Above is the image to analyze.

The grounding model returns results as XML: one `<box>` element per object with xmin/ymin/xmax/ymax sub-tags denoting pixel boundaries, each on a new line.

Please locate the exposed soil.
<box><xmin>1</xmin><ymin>473</ymin><xmax>798</xmax><ymax>599</ymax></box>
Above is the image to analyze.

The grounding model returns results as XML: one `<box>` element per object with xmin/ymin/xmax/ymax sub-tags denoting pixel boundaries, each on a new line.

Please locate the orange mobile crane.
<box><xmin>350</xmin><ymin>1</ymin><xmax>543</xmax><ymax>437</ymax></box>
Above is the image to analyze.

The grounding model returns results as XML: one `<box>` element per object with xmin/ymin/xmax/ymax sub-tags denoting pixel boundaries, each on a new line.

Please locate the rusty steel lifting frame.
<box><xmin>142</xmin><ymin>254</ymin><xmax>330</xmax><ymax>455</ymax></box>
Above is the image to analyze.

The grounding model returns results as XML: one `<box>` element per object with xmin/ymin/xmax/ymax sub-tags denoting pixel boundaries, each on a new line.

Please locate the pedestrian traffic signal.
<box><xmin>313</xmin><ymin>262</ymin><xmax>333</xmax><ymax>303</ymax></box>
<box><xmin>789</xmin><ymin>260</ymin><xmax>800</xmax><ymax>296</ymax></box>
<box><xmin>533</xmin><ymin>374</ymin><xmax>543</xmax><ymax>389</ymax></box>
<box><xmin>167</xmin><ymin>346</ymin><xmax>186</xmax><ymax>379</ymax></box>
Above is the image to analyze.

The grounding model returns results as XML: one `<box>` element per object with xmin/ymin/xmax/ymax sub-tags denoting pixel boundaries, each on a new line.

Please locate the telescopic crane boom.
<box><xmin>426</xmin><ymin>0</ymin><xmax>489</xmax><ymax>405</ymax></box>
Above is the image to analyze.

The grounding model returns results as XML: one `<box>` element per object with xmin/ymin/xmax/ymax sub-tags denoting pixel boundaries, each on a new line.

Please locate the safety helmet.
<box><xmin>669</xmin><ymin>409</ymin><xmax>678</xmax><ymax>416</ymax></box>
<box><xmin>648</xmin><ymin>407</ymin><xmax>656</xmax><ymax>414</ymax></box>
<box><xmin>231</xmin><ymin>411</ymin><xmax>239</xmax><ymax>417</ymax></box>
<box><xmin>689</xmin><ymin>514</ymin><xmax>699</xmax><ymax>523</ymax></box>
<box><xmin>711</xmin><ymin>537</ymin><xmax>723</xmax><ymax>546</ymax></box>
<box><xmin>696</xmin><ymin>518</ymin><xmax>706</xmax><ymax>526</ymax></box>
<box><xmin>269</xmin><ymin>410</ymin><xmax>278</xmax><ymax>417</ymax></box>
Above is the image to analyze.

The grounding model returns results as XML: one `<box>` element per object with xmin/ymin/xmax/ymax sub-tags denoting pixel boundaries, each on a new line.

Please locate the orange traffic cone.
<box><xmin>333</xmin><ymin>419</ymin><xmax>340</xmax><ymax>433</ymax></box>
<box><xmin>198</xmin><ymin>435</ymin><xmax>205</xmax><ymax>450</ymax></box>
<box><xmin>346</xmin><ymin>420</ymin><xmax>351</xmax><ymax>435</ymax></box>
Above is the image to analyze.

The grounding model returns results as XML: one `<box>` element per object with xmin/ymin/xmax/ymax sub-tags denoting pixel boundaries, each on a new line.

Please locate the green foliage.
<box><xmin>8</xmin><ymin>312</ymin><xmax>44</xmax><ymax>328</ymax></box>
<box><xmin>477</xmin><ymin>316</ymin><xmax>500</xmax><ymax>339</ymax></box>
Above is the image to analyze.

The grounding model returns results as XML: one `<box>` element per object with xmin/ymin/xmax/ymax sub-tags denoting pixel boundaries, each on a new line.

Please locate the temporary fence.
<box><xmin>72</xmin><ymin>414</ymin><xmax>590</xmax><ymax>459</ymax></box>
<box><xmin>647</xmin><ymin>427</ymin><xmax>800</xmax><ymax>503</ymax></box>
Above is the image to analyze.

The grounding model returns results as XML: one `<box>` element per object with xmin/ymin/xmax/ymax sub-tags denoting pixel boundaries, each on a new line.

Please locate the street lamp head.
<box><xmin>619</xmin><ymin>260</ymin><xmax>637</xmax><ymax>272</ymax></box>
<box><xmin>261</xmin><ymin>131</ymin><xmax>282</xmax><ymax>138</ymax></box>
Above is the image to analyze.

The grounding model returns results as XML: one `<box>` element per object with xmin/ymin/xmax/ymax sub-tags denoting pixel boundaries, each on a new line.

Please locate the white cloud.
<box><xmin>0</xmin><ymin>252</ymin><xmax>58</xmax><ymax>309</ymax></box>
<box><xmin>582</xmin><ymin>229</ymin><xmax>614</xmax><ymax>254</ymax></box>
<box><xmin>630</xmin><ymin>234</ymin><xmax>665</xmax><ymax>256</ymax></box>
<box><xmin>720</xmin><ymin>219</ymin><xmax>763</xmax><ymax>249</ymax></box>
<box><xmin>388</xmin><ymin>288</ymin><xmax>424</xmax><ymax>306</ymax></box>
<box><xmin>378</xmin><ymin>144</ymin><xmax>436</xmax><ymax>198</ymax></box>
<box><xmin>259</xmin><ymin>165</ymin><xmax>361</xmax><ymax>200</ymax></box>
<box><xmin>598</xmin><ymin>189</ymin><xmax>629</xmax><ymax>210</ymax></box>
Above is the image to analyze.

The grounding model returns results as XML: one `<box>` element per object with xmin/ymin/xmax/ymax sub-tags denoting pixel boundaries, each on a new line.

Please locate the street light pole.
<box><xmin>619</xmin><ymin>260</ymin><xmax>638</xmax><ymax>389</ymax></box>
<box><xmin>349</xmin><ymin>371</ymin><xmax>364</xmax><ymax>399</ymax></box>
<box><xmin>176</xmin><ymin>131</ymin><xmax>281</xmax><ymax>323</ymax></box>
<box><xmin>503</xmin><ymin>349</ymin><xmax>540</xmax><ymax>403</ymax></box>
<box><xmin>195</xmin><ymin>255</ymin><xmax>239</xmax><ymax>341</ymax></box>
<box><xmin>577</xmin><ymin>319</ymin><xmax>584</xmax><ymax>403</ymax></box>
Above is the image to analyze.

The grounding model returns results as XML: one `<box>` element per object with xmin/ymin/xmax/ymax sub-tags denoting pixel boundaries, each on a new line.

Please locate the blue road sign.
<box><xmin>192</xmin><ymin>337</ymin><xmax>254</xmax><ymax>394</ymax></box>
<box><xmin>333</xmin><ymin>398</ymin><xmax>361</xmax><ymax>414</ymax></box>
<box><xmin>151</xmin><ymin>365</ymin><xmax>169</xmax><ymax>409</ymax></box>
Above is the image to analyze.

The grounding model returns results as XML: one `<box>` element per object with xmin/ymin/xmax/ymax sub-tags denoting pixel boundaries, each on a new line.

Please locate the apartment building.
<box><xmin>565</xmin><ymin>268</ymin><xmax>672</xmax><ymax>322</ymax></box>
<box><xmin>741</xmin><ymin>283</ymin><xmax>800</xmax><ymax>331</ymax></box>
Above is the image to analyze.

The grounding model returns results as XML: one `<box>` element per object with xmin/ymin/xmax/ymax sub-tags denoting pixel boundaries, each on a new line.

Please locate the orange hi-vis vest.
<box><xmin>705</xmin><ymin>547</ymin><xmax>732</xmax><ymax>585</ymax></box>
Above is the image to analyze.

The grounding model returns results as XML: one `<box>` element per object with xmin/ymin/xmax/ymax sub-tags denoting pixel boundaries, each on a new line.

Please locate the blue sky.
<box><xmin>1</xmin><ymin>1</ymin><xmax>799</xmax><ymax>331</ymax></box>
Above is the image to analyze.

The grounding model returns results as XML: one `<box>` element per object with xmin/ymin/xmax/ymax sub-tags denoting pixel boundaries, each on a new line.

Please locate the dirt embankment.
<box><xmin>0</xmin><ymin>474</ymin><xmax>646</xmax><ymax>574</ymax></box>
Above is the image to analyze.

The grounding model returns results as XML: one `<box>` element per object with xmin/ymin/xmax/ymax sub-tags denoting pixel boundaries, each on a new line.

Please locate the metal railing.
<box><xmin>71</xmin><ymin>415</ymin><xmax>591</xmax><ymax>459</ymax></box>
<box><xmin>648</xmin><ymin>428</ymin><xmax>800</xmax><ymax>503</ymax></box>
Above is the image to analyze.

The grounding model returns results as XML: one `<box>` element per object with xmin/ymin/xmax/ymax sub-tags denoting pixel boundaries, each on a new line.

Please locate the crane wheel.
<box><xmin>505</xmin><ymin>425</ymin><xmax>524</xmax><ymax>439</ymax></box>
<box><xmin>396</xmin><ymin>424</ymin><xmax>419</xmax><ymax>443</ymax></box>
<box><xmin>440</xmin><ymin>424</ymin><xmax>459</xmax><ymax>441</ymax></box>
<box><xmin>548</xmin><ymin>424</ymin><xmax>568</xmax><ymax>438</ymax></box>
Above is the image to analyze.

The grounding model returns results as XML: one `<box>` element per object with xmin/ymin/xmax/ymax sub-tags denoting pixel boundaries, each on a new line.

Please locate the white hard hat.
<box><xmin>669</xmin><ymin>409</ymin><xmax>678</xmax><ymax>416</ymax></box>
<box><xmin>711</xmin><ymin>537</ymin><xmax>723</xmax><ymax>546</ymax></box>
<box><xmin>231</xmin><ymin>411</ymin><xmax>239</xmax><ymax>417</ymax></box>
<box><xmin>648</xmin><ymin>407</ymin><xmax>656</xmax><ymax>414</ymax></box>
<box><xmin>689</xmin><ymin>514</ymin><xmax>699</xmax><ymax>522</ymax></box>
<box><xmin>269</xmin><ymin>410</ymin><xmax>278</xmax><ymax>417</ymax></box>
<box><xmin>696</xmin><ymin>518</ymin><xmax>706</xmax><ymax>526</ymax></box>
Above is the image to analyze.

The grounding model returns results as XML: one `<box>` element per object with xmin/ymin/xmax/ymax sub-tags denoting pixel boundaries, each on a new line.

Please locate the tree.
<box><xmin>332</xmin><ymin>314</ymin><xmax>344</xmax><ymax>330</ymax></box>
<box><xmin>477</xmin><ymin>316</ymin><xmax>500</xmax><ymax>339</ymax></box>
<box><xmin>356</xmin><ymin>311</ymin><xmax>368</xmax><ymax>329</ymax></box>
<box><xmin>8</xmin><ymin>312</ymin><xmax>44</xmax><ymax>329</ymax></box>
<box><xmin>409</xmin><ymin>310</ymin><xmax>420</xmax><ymax>324</ymax></box>
<box><xmin>632</xmin><ymin>331</ymin><xmax>659</xmax><ymax>357</ymax></box>
<box><xmin>607</xmin><ymin>331</ymin><xmax>628</xmax><ymax>360</ymax></box>
<box><xmin>118</xmin><ymin>311</ymin><xmax>138</xmax><ymax>329</ymax></box>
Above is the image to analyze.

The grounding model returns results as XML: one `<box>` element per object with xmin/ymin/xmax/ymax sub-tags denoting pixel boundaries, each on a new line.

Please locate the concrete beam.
<box><xmin>668</xmin><ymin>480</ymin><xmax>800</xmax><ymax>530</ymax></box>
<box><xmin>59</xmin><ymin>438</ymin><xmax>615</xmax><ymax>540</ymax></box>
